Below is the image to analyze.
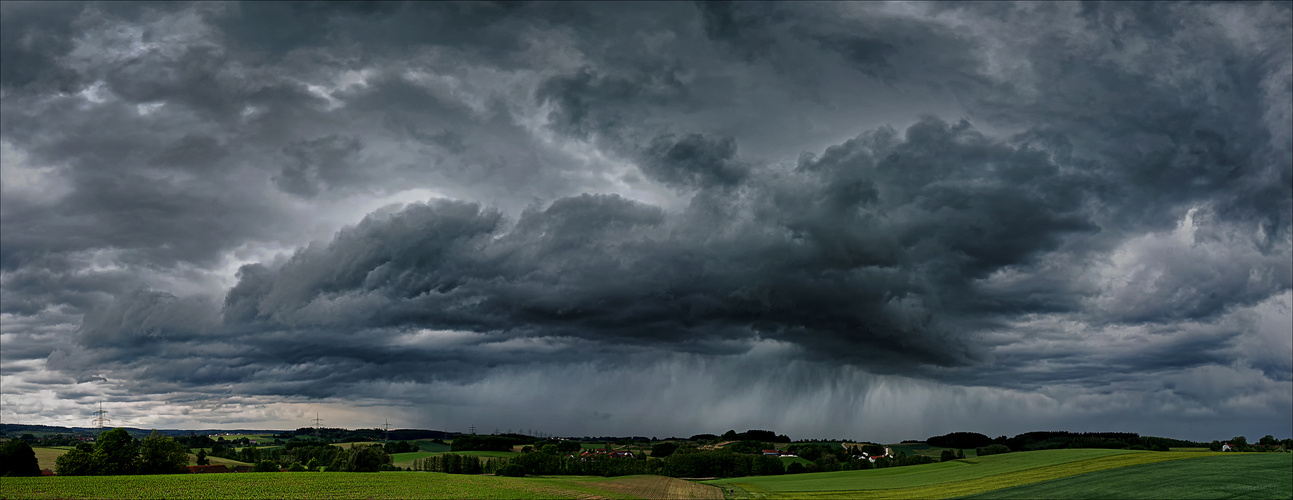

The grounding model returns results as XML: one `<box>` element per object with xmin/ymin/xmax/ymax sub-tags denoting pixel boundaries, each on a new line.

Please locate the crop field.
<box><xmin>0</xmin><ymin>471</ymin><xmax>723</xmax><ymax>499</ymax></box>
<box><xmin>707</xmin><ymin>449</ymin><xmax>1236</xmax><ymax>499</ymax></box>
<box><xmin>531</xmin><ymin>475</ymin><xmax>723</xmax><ymax>499</ymax></box>
<box><xmin>960</xmin><ymin>453</ymin><xmax>1293</xmax><ymax>499</ymax></box>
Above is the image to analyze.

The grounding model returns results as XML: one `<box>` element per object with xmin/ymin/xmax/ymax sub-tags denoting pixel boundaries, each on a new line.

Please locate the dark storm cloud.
<box><xmin>190</xmin><ymin>116</ymin><xmax>1105</xmax><ymax>391</ymax></box>
<box><xmin>2</xmin><ymin>1</ymin><xmax>1289</xmax><ymax>437</ymax></box>
<box><xmin>640</xmin><ymin>133</ymin><xmax>747</xmax><ymax>189</ymax></box>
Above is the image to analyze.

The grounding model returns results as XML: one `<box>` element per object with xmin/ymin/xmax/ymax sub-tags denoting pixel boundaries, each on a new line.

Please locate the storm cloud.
<box><xmin>1</xmin><ymin>1</ymin><xmax>1289</xmax><ymax>441</ymax></box>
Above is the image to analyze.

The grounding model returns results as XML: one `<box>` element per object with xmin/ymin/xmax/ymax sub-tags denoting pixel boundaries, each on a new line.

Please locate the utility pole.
<box><xmin>91</xmin><ymin>401</ymin><xmax>111</xmax><ymax>429</ymax></box>
<box><xmin>312</xmin><ymin>413</ymin><xmax>324</xmax><ymax>438</ymax></box>
<box><xmin>468</xmin><ymin>425</ymin><xmax>476</xmax><ymax>435</ymax></box>
<box><xmin>383</xmin><ymin>418</ymin><xmax>390</xmax><ymax>442</ymax></box>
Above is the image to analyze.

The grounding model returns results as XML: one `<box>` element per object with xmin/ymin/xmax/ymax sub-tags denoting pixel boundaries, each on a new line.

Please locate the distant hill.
<box><xmin>0</xmin><ymin>423</ymin><xmax>457</xmax><ymax>441</ymax></box>
<box><xmin>1</xmin><ymin>423</ymin><xmax>286</xmax><ymax>438</ymax></box>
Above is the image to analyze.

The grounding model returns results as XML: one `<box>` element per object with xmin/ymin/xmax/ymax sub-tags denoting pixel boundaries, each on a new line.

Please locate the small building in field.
<box><xmin>40</xmin><ymin>469</ymin><xmax>54</xmax><ymax>476</ymax></box>
<box><xmin>1221</xmin><ymin>443</ymin><xmax>1233</xmax><ymax>452</ymax></box>
<box><xmin>763</xmin><ymin>450</ymin><xmax>780</xmax><ymax>456</ymax></box>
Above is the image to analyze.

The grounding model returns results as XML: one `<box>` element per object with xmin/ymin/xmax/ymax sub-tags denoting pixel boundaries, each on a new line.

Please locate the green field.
<box><xmin>780</xmin><ymin>456</ymin><xmax>813</xmax><ymax>467</ymax></box>
<box><xmin>707</xmin><ymin>449</ymin><xmax>1241</xmax><ymax>499</ymax></box>
<box><xmin>0</xmin><ymin>471</ymin><xmax>723</xmax><ymax>499</ymax></box>
<box><xmin>414</xmin><ymin>440</ymin><xmax>452</xmax><ymax>453</ymax></box>
<box><xmin>960</xmin><ymin>453</ymin><xmax>1293</xmax><ymax>499</ymax></box>
<box><xmin>208</xmin><ymin>434</ymin><xmax>277</xmax><ymax>442</ymax></box>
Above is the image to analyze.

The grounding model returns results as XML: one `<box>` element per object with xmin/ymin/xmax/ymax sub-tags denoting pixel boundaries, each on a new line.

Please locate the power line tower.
<box><xmin>312</xmin><ymin>413</ymin><xmax>324</xmax><ymax>439</ymax></box>
<box><xmin>468</xmin><ymin>425</ymin><xmax>476</xmax><ymax>435</ymax></box>
<box><xmin>91</xmin><ymin>401</ymin><xmax>111</xmax><ymax>429</ymax></box>
<box><xmin>383</xmin><ymin>418</ymin><xmax>390</xmax><ymax>442</ymax></box>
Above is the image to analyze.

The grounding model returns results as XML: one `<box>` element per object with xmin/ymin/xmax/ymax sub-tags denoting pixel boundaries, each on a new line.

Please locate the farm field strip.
<box><xmin>715</xmin><ymin>451</ymin><xmax>1232</xmax><ymax>499</ymax></box>
<box><xmin>0</xmin><ymin>471</ymin><xmax>674</xmax><ymax>499</ymax></box>
<box><xmin>957</xmin><ymin>453</ymin><xmax>1293</xmax><ymax>499</ymax></box>
<box><xmin>572</xmin><ymin>475</ymin><xmax>724</xmax><ymax>500</ymax></box>
<box><xmin>709</xmin><ymin>448</ymin><xmax>1140</xmax><ymax>492</ymax></box>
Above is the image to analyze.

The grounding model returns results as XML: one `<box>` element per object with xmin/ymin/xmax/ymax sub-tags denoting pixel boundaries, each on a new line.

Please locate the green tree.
<box><xmin>92</xmin><ymin>428</ymin><xmax>140</xmax><ymax>475</ymax></box>
<box><xmin>138</xmin><ymin>432</ymin><xmax>191</xmax><ymax>474</ymax></box>
<box><xmin>496</xmin><ymin>463</ymin><xmax>526</xmax><ymax>477</ymax></box>
<box><xmin>1230</xmin><ymin>436</ymin><xmax>1248</xmax><ymax>447</ymax></box>
<box><xmin>252</xmin><ymin>460</ymin><xmax>280</xmax><ymax>472</ymax></box>
<box><xmin>557</xmin><ymin>441</ymin><xmax>581</xmax><ymax>453</ymax></box>
<box><xmin>956</xmin><ymin>449</ymin><xmax>965</xmax><ymax>459</ymax></box>
<box><xmin>651</xmin><ymin>442</ymin><xmax>679</xmax><ymax>458</ymax></box>
<box><xmin>1259</xmin><ymin>435</ymin><xmax>1278</xmax><ymax>447</ymax></box>
<box><xmin>195</xmin><ymin>449</ymin><xmax>210</xmax><ymax>466</ymax></box>
<box><xmin>940</xmin><ymin>449</ymin><xmax>957</xmax><ymax>462</ymax></box>
<box><xmin>55</xmin><ymin>445</ymin><xmax>94</xmax><ymax>476</ymax></box>
<box><xmin>336</xmin><ymin>445</ymin><xmax>389</xmax><ymax>472</ymax></box>
<box><xmin>287</xmin><ymin>462</ymin><xmax>307</xmax><ymax>472</ymax></box>
<box><xmin>541</xmin><ymin>444</ymin><xmax>559</xmax><ymax>455</ymax></box>
<box><xmin>1</xmin><ymin>440</ymin><xmax>42</xmax><ymax>476</ymax></box>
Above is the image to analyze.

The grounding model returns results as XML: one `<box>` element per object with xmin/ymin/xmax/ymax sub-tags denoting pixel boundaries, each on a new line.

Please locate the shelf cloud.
<box><xmin>2</xmin><ymin>1</ymin><xmax>1288</xmax><ymax>441</ymax></box>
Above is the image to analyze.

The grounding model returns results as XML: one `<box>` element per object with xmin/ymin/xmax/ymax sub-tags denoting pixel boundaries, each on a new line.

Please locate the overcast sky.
<box><xmin>1</xmin><ymin>2</ymin><xmax>1290</xmax><ymax>443</ymax></box>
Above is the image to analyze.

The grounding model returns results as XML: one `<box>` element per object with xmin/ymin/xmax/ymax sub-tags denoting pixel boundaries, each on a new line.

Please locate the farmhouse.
<box><xmin>763</xmin><ymin>449</ymin><xmax>780</xmax><ymax>456</ymax></box>
<box><xmin>1221</xmin><ymin>443</ymin><xmax>1233</xmax><ymax>452</ymax></box>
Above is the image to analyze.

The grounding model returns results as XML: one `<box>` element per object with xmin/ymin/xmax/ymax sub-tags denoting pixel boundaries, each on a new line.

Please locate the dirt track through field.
<box><xmin>585</xmin><ymin>475</ymin><xmax>724</xmax><ymax>499</ymax></box>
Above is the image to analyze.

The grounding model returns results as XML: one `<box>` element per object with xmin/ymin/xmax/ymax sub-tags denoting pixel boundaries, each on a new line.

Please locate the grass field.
<box><xmin>959</xmin><ymin>453</ymin><xmax>1292</xmax><ymax>499</ymax></box>
<box><xmin>0</xmin><ymin>471</ymin><xmax>725</xmax><ymax>499</ymax></box>
<box><xmin>331</xmin><ymin>441</ymin><xmax>383</xmax><ymax>449</ymax></box>
<box><xmin>414</xmin><ymin>441</ymin><xmax>452</xmax><ymax>453</ymax></box>
<box><xmin>207</xmin><ymin>434</ymin><xmax>277</xmax><ymax>441</ymax></box>
<box><xmin>780</xmin><ymin>456</ymin><xmax>813</xmax><ymax>467</ymax></box>
<box><xmin>390</xmin><ymin>451</ymin><xmax>440</xmax><ymax>468</ymax></box>
<box><xmin>707</xmin><ymin>449</ymin><xmax>1240</xmax><ymax>499</ymax></box>
<box><xmin>29</xmin><ymin>447</ymin><xmax>71</xmax><ymax>470</ymax></box>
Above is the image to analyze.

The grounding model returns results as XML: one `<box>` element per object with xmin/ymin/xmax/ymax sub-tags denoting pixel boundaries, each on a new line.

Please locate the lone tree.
<box><xmin>93</xmin><ymin>428</ymin><xmax>141</xmax><ymax>475</ymax></box>
<box><xmin>139</xmin><ymin>431</ymin><xmax>191</xmax><ymax>474</ymax></box>
<box><xmin>195</xmin><ymin>449</ymin><xmax>210</xmax><ymax>466</ymax></box>
<box><xmin>1</xmin><ymin>440</ymin><xmax>42</xmax><ymax>476</ymax></box>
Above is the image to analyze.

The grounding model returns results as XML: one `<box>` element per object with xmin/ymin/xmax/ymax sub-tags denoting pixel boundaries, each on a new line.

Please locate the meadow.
<box><xmin>0</xmin><ymin>471</ymin><xmax>722</xmax><ymax>499</ymax></box>
<box><xmin>4</xmin><ymin>449</ymin><xmax>1288</xmax><ymax>499</ymax></box>
<box><xmin>705</xmin><ymin>449</ymin><xmax>1270</xmax><ymax>499</ymax></box>
<box><xmin>960</xmin><ymin>453</ymin><xmax>1292</xmax><ymax>499</ymax></box>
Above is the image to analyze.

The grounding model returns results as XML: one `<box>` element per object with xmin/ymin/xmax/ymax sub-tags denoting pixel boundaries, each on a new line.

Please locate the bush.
<box><xmin>787</xmin><ymin>462</ymin><xmax>807</xmax><ymax>474</ymax></box>
<box><xmin>287</xmin><ymin>463</ymin><xmax>307</xmax><ymax>472</ymax></box>
<box><xmin>496</xmin><ymin>464</ymin><xmax>526</xmax><ymax>477</ymax></box>
<box><xmin>976</xmin><ymin>444</ymin><xmax>1011</xmax><ymax>456</ymax></box>
<box><xmin>940</xmin><ymin>449</ymin><xmax>957</xmax><ymax>462</ymax></box>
